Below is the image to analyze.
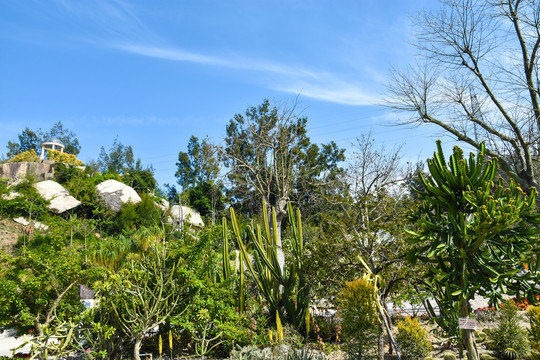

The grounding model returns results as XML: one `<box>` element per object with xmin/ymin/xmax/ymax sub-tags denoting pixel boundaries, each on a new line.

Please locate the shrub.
<box><xmin>527</xmin><ymin>305</ymin><xmax>540</xmax><ymax>360</ymax></box>
<box><xmin>8</xmin><ymin>149</ymin><xmax>40</xmax><ymax>163</ymax></box>
<box><xmin>46</xmin><ymin>149</ymin><xmax>83</xmax><ymax>165</ymax></box>
<box><xmin>53</xmin><ymin>163</ymin><xmax>81</xmax><ymax>184</ymax></box>
<box><xmin>337</xmin><ymin>278</ymin><xmax>380</xmax><ymax>360</ymax></box>
<box><xmin>0</xmin><ymin>179</ymin><xmax>48</xmax><ymax>220</ymax></box>
<box><xmin>488</xmin><ymin>301</ymin><xmax>530</xmax><ymax>360</ymax></box>
<box><xmin>121</xmin><ymin>169</ymin><xmax>156</xmax><ymax>193</ymax></box>
<box><xmin>113</xmin><ymin>193</ymin><xmax>163</xmax><ymax>233</ymax></box>
<box><xmin>396</xmin><ymin>316</ymin><xmax>432</xmax><ymax>360</ymax></box>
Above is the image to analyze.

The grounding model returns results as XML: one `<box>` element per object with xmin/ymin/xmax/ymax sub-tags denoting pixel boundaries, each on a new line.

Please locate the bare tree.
<box><xmin>386</xmin><ymin>0</ymin><xmax>540</xmax><ymax>191</ymax></box>
<box><xmin>307</xmin><ymin>134</ymin><xmax>414</xmax><ymax>360</ymax></box>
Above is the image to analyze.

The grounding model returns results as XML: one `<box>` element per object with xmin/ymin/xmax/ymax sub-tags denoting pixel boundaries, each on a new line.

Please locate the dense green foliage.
<box><xmin>2</xmin><ymin>113</ymin><xmax>540</xmax><ymax>360</ymax></box>
<box><xmin>6</xmin><ymin>122</ymin><xmax>81</xmax><ymax>158</ymax></box>
<box><xmin>0</xmin><ymin>245</ymin><xmax>97</xmax><ymax>335</ymax></box>
<box><xmin>0</xmin><ymin>179</ymin><xmax>49</xmax><ymax>221</ymax></box>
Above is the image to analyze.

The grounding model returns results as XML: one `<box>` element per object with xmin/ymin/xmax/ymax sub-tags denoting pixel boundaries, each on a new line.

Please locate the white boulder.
<box><xmin>33</xmin><ymin>180</ymin><xmax>81</xmax><ymax>214</ymax></box>
<box><xmin>95</xmin><ymin>179</ymin><xmax>141</xmax><ymax>212</ymax></box>
<box><xmin>157</xmin><ymin>198</ymin><xmax>169</xmax><ymax>212</ymax></box>
<box><xmin>169</xmin><ymin>205</ymin><xmax>204</xmax><ymax>227</ymax></box>
<box><xmin>13</xmin><ymin>217</ymin><xmax>49</xmax><ymax>231</ymax></box>
<box><xmin>1</xmin><ymin>191</ymin><xmax>21</xmax><ymax>200</ymax></box>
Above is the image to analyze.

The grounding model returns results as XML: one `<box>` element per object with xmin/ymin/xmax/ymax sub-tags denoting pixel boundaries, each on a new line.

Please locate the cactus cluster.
<box><xmin>503</xmin><ymin>348</ymin><xmax>519</xmax><ymax>360</ymax></box>
<box><xmin>225</xmin><ymin>201</ymin><xmax>310</xmax><ymax>333</ymax></box>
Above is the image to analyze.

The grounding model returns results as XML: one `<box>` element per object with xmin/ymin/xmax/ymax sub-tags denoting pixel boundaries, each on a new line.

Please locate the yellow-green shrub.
<box><xmin>396</xmin><ymin>316</ymin><xmax>432</xmax><ymax>360</ymax></box>
<box><xmin>8</xmin><ymin>149</ymin><xmax>40</xmax><ymax>163</ymax></box>
<box><xmin>527</xmin><ymin>305</ymin><xmax>540</xmax><ymax>360</ymax></box>
<box><xmin>47</xmin><ymin>150</ymin><xmax>83</xmax><ymax>165</ymax></box>
<box><xmin>337</xmin><ymin>278</ymin><xmax>380</xmax><ymax>359</ymax></box>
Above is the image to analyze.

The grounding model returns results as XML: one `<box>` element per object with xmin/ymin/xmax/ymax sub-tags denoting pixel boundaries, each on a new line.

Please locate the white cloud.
<box><xmin>113</xmin><ymin>42</ymin><xmax>378</xmax><ymax>106</ymax></box>
<box><xmin>59</xmin><ymin>0</ymin><xmax>381</xmax><ymax>107</ymax></box>
<box><xmin>275</xmin><ymin>82</ymin><xmax>378</xmax><ymax>106</ymax></box>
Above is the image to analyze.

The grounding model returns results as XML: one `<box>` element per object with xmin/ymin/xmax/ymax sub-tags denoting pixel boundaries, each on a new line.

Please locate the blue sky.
<box><xmin>0</xmin><ymin>0</ymin><xmax>451</xmax><ymax>187</ymax></box>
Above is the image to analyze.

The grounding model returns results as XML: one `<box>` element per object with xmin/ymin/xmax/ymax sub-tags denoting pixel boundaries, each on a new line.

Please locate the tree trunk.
<box><xmin>383</xmin><ymin>301</ymin><xmax>394</xmax><ymax>354</ymax></box>
<box><xmin>275</xmin><ymin>211</ymin><xmax>285</xmax><ymax>273</ymax></box>
<box><xmin>34</xmin><ymin>317</ymin><xmax>43</xmax><ymax>337</ymax></box>
<box><xmin>379</xmin><ymin>305</ymin><xmax>401</xmax><ymax>360</ymax></box>
<box><xmin>378</xmin><ymin>322</ymin><xmax>384</xmax><ymax>360</ymax></box>
<box><xmin>460</xmin><ymin>300</ymin><xmax>478</xmax><ymax>360</ymax></box>
<box><xmin>134</xmin><ymin>336</ymin><xmax>143</xmax><ymax>360</ymax></box>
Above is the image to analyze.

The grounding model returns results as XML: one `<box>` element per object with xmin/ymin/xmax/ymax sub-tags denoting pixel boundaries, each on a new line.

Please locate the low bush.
<box><xmin>396</xmin><ymin>316</ymin><xmax>432</xmax><ymax>360</ymax></box>
<box><xmin>46</xmin><ymin>149</ymin><xmax>83</xmax><ymax>165</ymax></box>
<box><xmin>8</xmin><ymin>149</ymin><xmax>39</xmax><ymax>163</ymax></box>
<box><xmin>0</xmin><ymin>179</ymin><xmax>48</xmax><ymax>220</ymax></box>
<box><xmin>113</xmin><ymin>193</ymin><xmax>163</xmax><ymax>233</ymax></box>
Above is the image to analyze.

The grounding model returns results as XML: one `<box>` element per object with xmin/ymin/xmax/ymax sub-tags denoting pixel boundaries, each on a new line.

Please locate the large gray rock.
<box><xmin>33</xmin><ymin>180</ymin><xmax>81</xmax><ymax>214</ymax></box>
<box><xmin>169</xmin><ymin>205</ymin><xmax>204</xmax><ymax>227</ymax></box>
<box><xmin>95</xmin><ymin>179</ymin><xmax>141</xmax><ymax>212</ymax></box>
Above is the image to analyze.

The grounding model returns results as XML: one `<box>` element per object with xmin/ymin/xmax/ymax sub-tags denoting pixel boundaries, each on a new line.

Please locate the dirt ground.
<box><xmin>0</xmin><ymin>218</ymin><xmax>23</xmax><ymax>254</ymax></box>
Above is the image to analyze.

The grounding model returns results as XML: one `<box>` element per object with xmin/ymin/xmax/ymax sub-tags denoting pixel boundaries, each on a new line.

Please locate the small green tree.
<box><xmin>407</xmin><ymin>141</ymin><xmax>540</xmax><ymax>360</ymax></box>
<box><xmin>337</xmin><ymin>278</ymin><xmax>381</xmax><ymax>360</ymax></box>
<box><xmin>6</xmin><ymin>128</ymin><xmax>41</xmax><ymax>158</ymax></box>
<box><xmin>488</xmin><ymin>301</ymin><xmax>530</xmax><ymax>360</ymax></box>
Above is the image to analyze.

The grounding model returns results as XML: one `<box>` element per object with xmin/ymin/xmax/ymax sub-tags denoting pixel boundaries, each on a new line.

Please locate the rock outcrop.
<box><xmin>33</xmin><ymin>180</ymin><xmax>81</xmax><ymax>214</ymax></box>
<box><xmin>95</xmin><ymin>179</ymin><xmax>141</xmax><ymax>212</ymax></box>
<box><xmin>0</xmin><ymin>160</ymin><xmax>56</xmax><ymax>180</ymax></box>
<box><xmin>169</xmin><ymin>205</ymin><xmax>205</xmax><ymax>227</ymax></box>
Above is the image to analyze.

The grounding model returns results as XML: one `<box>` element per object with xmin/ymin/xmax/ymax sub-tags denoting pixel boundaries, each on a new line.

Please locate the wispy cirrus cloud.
<box><xmin>58</xmin><ymin>0</ymin><xmax>379</xmax><ymax>106</ymax></box>
<box><xmin>112</xmin><ymin>43</ymin><xmax>378</xmax><ymax>106</ymax></box>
